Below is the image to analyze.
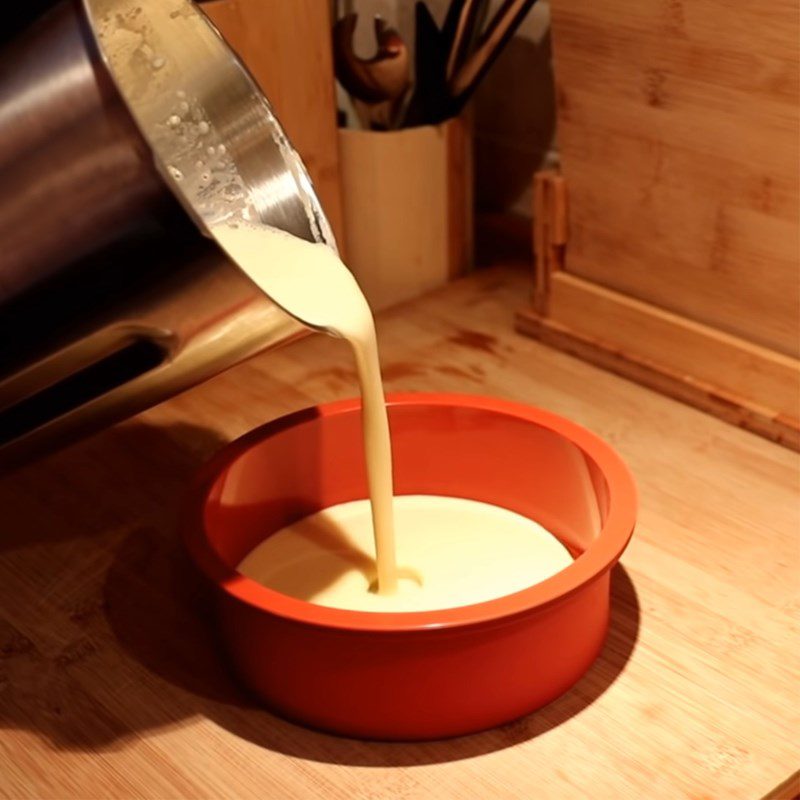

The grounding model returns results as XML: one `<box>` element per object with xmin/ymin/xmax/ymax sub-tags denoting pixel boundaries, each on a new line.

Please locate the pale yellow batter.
<box><xmin>216</xmin><ymin>220</ymin><xmax>572</xmax><ymax>610</ymax></box>
<box><xmin>238</xmin><ymin>496</ymin><xmax>573</xmax><ymax>612</ymax></box>
<box><xmin>215</xmin><ymin>221</ymin><xmax>398</xmax><ymax>593</ymax></box>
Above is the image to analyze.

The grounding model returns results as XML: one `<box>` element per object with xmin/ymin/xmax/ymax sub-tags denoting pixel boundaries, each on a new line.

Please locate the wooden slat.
<box><xmin>517</xmin><ymin>269</ymin><xmax>800</xmax><ymax>447</ymax></box>
<box><xmin>532</xmin><ymin>172</ymin><xmax>567</xmax><ymax>314</ymax></box>
<box><xmin>549</xmin><ymin>272</ymin><xmax>800</xmax><ymax>416</ymax></box>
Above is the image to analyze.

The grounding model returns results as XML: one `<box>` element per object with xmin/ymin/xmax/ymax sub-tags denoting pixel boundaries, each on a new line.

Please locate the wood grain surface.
<box><xmin>0</xmin><ymin>268</ymin><xmax>797</xmax><ymax>799</ymax></box>
<box><xmin>549</xmin><ymin>0</ymin><xmax>800</xmax><ymax>357</ymax></box>
<box><xmin>518</xmin><ymin>269</ymin><xmax>800</xmax><ymax>449</ymax></box>
<box><xmin>520</xmin><ymin>164</ymin><xmax>800</xmax><ymax>449</ymax></box>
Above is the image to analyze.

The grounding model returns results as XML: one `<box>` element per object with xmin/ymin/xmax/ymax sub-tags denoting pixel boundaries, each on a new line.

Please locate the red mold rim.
<box><xmin>182</xmin><ymin>392</ymin><xmax>637</xmax><ymax>634</ymax></box>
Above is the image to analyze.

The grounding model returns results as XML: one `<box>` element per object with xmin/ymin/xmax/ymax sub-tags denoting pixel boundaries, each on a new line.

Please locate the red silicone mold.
<box><xmin>182</xmin><ymin>393</ymin><xmax>637</xmax><ymax>740</ymax></box>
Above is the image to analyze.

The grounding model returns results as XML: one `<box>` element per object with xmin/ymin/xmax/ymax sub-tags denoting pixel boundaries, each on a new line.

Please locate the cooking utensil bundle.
<box><xmin>334</xmin><ymin>0</ymin><xmax>538</xmax><ymax>129</ymax></box>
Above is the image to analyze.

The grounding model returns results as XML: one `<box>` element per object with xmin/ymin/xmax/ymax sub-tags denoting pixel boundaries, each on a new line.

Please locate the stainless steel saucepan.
<box><xmin>0</xmin><ymin>0</ymin><xmax>337</xmax><ymax>469</ymax></box>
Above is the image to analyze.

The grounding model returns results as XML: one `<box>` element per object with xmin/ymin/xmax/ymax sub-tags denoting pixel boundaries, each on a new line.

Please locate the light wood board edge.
<box><xmin>760</xmin><ymin>770</ymin><xmax>800</xmax><ymax>800</ymax></box>
<box><xmin>550</xmin><ymin>272</ymin><xmax>800</xmax><ymax>414</ymax></box>
<box><xmin>517</xmin><ymin>296</ymin><xmax>800</xmax><ymax>450</ymax></box>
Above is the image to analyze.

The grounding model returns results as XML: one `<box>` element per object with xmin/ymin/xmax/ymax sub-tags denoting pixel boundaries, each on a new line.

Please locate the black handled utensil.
<box><xmin>448</xmin><ymin>0</ymin><xmax>538</xmax><ymax>112</ymax></box>
<box><xmin>402</xmin><ymin>1</ymin><xmax>453</xmax><ymax>126</ymax></box>
<box><xmin>392</xmin><ymin>0</ymin><xmax>538</xmax><ymax>128</ymax></box>
<box><xmin>444</xmin><ymin>0</ymin><xmax>488</xmax><ymax>82</ymax></box>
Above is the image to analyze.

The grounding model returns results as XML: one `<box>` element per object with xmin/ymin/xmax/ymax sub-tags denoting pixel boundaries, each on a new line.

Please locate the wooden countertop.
<box><xmin>1</xmin><ymin>267</ymin><xmax>797</xmax><ymax>800</ymax></box>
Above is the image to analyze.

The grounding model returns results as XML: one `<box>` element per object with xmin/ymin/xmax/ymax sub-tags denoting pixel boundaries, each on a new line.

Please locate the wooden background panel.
<box><xmin>200</xmin><ymin>0</ymin><xmax>346</xmax><ymax>251</ymax></box>
<box><xmin>549</xmin><ymin>0</ymin><xmax>800</xmax><ymax>357</ymax></box>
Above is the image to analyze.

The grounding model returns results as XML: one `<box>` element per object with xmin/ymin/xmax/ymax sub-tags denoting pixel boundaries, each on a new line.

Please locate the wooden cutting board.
<box><xmin>0</xmin><ymin>267</ymin><xmax>797</xmax><ymax>799</ymax></box>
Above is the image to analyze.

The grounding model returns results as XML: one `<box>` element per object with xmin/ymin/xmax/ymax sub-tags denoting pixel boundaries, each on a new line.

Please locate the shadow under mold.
<box><xmin>104</xmin><ymin>524</ymin><xmax>641</xmax><ymax>765</ymax></box>
<box><xmin>0</xmin><ymin>418</ymin><xmax>641</xmax><ymax>767</ymax></box>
